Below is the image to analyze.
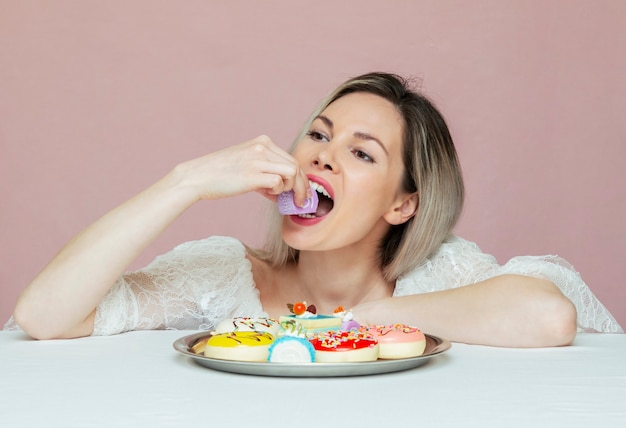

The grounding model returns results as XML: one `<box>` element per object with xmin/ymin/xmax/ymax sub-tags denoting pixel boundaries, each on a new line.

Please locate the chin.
<box><xmin>281</xmin><ymin>232</ymin><xmax>314</xmax><ymax>252</ymax></box>
<box><xmin>281</xmin><ymin>226</ymin><xmax>326</xmax><ymax>252</ymax></box>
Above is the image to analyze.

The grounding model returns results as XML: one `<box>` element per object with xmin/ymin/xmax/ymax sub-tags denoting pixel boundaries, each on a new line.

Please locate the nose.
<box><xmin>312</xmin><ymin>146</ymin><xmax>338</xmax><ymax>172</ymax></box>
<box><xmin>312</xmin><ymin>159</ymin><xmax>333</xmax><ymax>171</ymax></box>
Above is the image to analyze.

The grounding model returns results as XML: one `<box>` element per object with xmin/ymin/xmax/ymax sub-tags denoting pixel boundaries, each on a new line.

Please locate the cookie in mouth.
<box><xmin>298</xmin><ymin>181</ymin><xmax>333</xmax><ymax>218</ymax></box>
<box><xmin>277</xmin><ymin>180</ymin><xmax>334</xmax><ymax>218</ymax></box>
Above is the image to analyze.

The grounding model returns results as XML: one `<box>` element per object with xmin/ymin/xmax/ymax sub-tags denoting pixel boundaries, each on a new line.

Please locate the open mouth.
<box><xmin>297</xmin><ymin>181</ymin><xmax>334</xmax><ymax>219</ymax></box>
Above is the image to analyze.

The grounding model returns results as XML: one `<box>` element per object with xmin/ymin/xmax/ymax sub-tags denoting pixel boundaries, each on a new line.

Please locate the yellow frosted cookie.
<box><xmin>204</xmin><ymin>331</ymin><xmax>274</xmax><ymax>362</ymax></box>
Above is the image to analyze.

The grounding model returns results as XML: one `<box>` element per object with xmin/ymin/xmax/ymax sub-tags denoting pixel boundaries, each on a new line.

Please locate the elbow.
<box><xmin>499</xmin><ymin>275</ymin><xmax>578</xmax><ymax>348</ymax></box>
<box><xmin>12</xmin><ymin>302</ymin><xmax>55</xmax><ymax>340</ymax></box>
<box><xmin>539</xmin><ymin>290</ymin><xmax>578</xmax><ymax>347</ymax></box>
<box><xmin>13</xmin><ymin>293</ymin><xmax>95</xmax><ymax>340</ymax></box>
<box><xmin>12</xmin><ymin>298</ymin><xmax>72</xmax><ymax>340</ymax></box>
<box><xmin>12</xmin><ymin>303</ymin><xmax>45</xmax><ymax>340</ymax></box>
<box><xmin>11</xmin><ymin>287</ymin><xmax>55</xmax><ymax>339</ymax></box>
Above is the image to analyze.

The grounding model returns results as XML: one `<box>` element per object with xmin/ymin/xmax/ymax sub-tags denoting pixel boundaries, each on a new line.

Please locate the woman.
<box><xmin>9</xmin><ymin>72</ymin><xmax>622</xmax><ymax>345</ymax></box>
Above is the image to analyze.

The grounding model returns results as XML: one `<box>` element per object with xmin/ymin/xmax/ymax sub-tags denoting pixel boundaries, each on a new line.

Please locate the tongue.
<box><xmin>315</xmin><ymin>197</ymin><xmax>333</xmax><ymax>217</ymax></box>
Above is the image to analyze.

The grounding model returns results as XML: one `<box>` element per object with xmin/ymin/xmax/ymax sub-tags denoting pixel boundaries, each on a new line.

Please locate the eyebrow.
<box><xmin>315</xmin><ymin>115</ymin><xmax>389</xmax><ymax>156</ymax></box>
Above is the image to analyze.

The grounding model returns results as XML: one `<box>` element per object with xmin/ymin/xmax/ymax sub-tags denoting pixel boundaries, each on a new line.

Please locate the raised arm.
<box><xmin>13</xmin><ymin>136</ymin><xmax>308</xmax><ymax>339</ymax></box>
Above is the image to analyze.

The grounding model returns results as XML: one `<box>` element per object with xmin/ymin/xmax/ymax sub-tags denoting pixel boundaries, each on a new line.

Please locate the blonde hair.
<box><xmin>255</xmin><ymin>72</ymin><xmax>464</xmax><ymax>281</ymax></box>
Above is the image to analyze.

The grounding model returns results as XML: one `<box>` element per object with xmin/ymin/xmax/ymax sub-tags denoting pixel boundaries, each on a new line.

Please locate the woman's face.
<box><xmin>282</xmin><ymin>92</ymin><xmax>413</xmax><ymax>252</ymax></box>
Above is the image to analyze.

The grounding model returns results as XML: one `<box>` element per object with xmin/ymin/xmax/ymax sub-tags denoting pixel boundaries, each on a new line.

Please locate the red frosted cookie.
<box><xmin>309</xmin><ymin>330</ymin><xmax>379</xmax><ymax>362</ymax></box>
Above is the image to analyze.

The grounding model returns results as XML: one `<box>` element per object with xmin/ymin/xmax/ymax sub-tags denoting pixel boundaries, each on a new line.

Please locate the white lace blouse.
<box><xmin>4</xmin><ymin>235</ymin><xmax>622</xmax><ymax>335</ymax></box>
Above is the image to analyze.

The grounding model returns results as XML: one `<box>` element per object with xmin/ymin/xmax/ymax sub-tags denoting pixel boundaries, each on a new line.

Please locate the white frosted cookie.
<box><xmin>268</xmin><ymin>336</ymin><xmax>316</xmax><ymax>363</ymax></box>
<box><xmin>214</xmin><ymin>317</ymin><xmax>280</xmax><ymax>336</ymax></box>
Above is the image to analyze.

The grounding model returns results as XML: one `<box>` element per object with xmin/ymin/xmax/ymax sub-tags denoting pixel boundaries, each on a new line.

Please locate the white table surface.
<box><xmin>1</xmin><ymin>330</ymin><xmax>625</xmax><ymax>428</ymax></box>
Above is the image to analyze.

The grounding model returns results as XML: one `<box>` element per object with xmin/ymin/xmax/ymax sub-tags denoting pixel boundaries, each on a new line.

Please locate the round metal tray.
<box><xmin>173</xmin><ymin>331</ymin><xmax>451</xmax><ymax>377</ymax></box>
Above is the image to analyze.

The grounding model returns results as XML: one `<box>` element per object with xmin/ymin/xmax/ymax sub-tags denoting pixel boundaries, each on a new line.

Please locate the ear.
<box><xmin>383</xmin><ymin>192</ymin><xmax>418</xmax><ymax>226</ymax></box>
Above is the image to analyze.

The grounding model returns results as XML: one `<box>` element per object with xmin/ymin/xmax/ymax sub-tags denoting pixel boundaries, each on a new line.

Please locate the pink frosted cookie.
<box><xmin>359</xmin><ymin>324</ymin><xmax>426</xmax><ymax>359</ymax></box>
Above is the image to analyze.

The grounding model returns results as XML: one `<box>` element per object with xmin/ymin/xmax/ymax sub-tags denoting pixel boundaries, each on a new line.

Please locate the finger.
<box><xmin>291</xmin><ymin>170</ymin><xmax>311</xmax><ymax>207</ymax></box>
<box><xmin>248</xmin><ymin>136</ymin><xmax>302</xmax><ymax>172</ymax></box>
<box><xmin>253</xmin><ymin>144</ymin><xmax>310</xmax><ymax>206</ymax></box>
<box><xmin>256</xmin><ymin>189</ymin><xmax>279</xmax><ymax>203</ymax></box>
<box><xmin>263</xmin><ymin>173</ymin><xmax>289</xmax><ymax>196</ymax></box>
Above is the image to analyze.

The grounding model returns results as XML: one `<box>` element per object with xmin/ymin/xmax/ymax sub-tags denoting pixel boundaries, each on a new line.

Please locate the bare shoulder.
<box><xmin>246</xmin><ymin>253</ymin><xmax>272</xmax><ymax>291</ymax></box>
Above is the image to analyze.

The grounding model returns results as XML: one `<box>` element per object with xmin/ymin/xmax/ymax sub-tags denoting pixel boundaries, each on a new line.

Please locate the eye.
<box><xmin>306</xmin><ymin>130</ymin><xmax>329</xmax><ymax>142</ymax></box>
<box><xmin>352</xmin><ymin>149</ymin><xmax>375</xmax><ymax>163</ymax></box>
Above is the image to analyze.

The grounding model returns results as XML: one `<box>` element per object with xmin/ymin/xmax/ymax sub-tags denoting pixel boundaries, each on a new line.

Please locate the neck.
<box><xmin>293</xmin><ymin>245</ymin><xmax>394</xmax><ymax>313</ymax></box>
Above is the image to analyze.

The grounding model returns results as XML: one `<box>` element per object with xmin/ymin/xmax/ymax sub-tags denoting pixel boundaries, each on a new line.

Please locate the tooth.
<box><xmin>309</xmin><ymin>181</ymin><xmax>331</xmax><ymax>199</ymax></box>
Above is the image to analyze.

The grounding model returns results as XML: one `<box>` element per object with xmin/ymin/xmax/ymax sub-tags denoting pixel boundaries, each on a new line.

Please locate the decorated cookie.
<box><xmin>213</xmin><ymin>317</ymin><xmax>280</xmax><ymax>336</ymax></box>
<box><xmin>279</xmin><ymin>301</ymin><xmax>342</xmax><ymax>334</ymax></box>
<box><xmin>359</xmin><ymin>324</ymin><xmax>426</xmax><ymax>359</ymax></box>
<box><xmin>204</xmin><ymin>331</ymin><xmax>275</xmax><ymax>362</ymax></box>
<box><xmin>309</xmin><ymin>330</ymin><xmax>379</xmax><ymax>363</ymax></box>
<box><xmin>277</xmin><ymin>185</ymin><xmax>319</xmax><ymax>215</ymax></box>
<box><xmin>268</xmin><ymin>336</ymin><xmax>316</xmax><ymax>363</ymax></box>
<box><xmin>332</xmin><ymin>306</ymin><xmax>360</xmax><ymax>331</ymax></box>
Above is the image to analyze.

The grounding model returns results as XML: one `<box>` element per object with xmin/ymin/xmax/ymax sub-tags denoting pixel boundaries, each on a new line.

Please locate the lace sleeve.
<box><xmin>3</xmin><ymin>316</ymin><xmax>18</xmax><ymax>331</ymax></box>
<box><xmin>92</xmin><ymin>236</ymin><xmax>266</xmax><ymax>336</ymax></box>
<box><xmin>495</xmin><ymin>255</ymin><xmax>622</xmax><ymax>333</ymax></box>
<box><xmin>394</xmin><ymin>236</ymin><xmax>500</xmax><ymax>294</ymax></box>
<box><xmin>394</xmin><ymin>235</ymin><xmax>623</xmax><ymax>334</ymax></box>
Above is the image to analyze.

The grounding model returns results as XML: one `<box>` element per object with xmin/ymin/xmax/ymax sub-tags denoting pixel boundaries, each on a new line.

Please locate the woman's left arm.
<box><xmin>353</xmin><ymin>274</ymin><xmax>577</xmax><ymax>348</ymax></box>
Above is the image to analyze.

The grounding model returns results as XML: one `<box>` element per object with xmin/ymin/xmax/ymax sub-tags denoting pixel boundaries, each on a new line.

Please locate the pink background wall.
<box><xmin>1</xmin><ymin>1</ymin><xmax>625</xmax><ymax>328</ymax></box>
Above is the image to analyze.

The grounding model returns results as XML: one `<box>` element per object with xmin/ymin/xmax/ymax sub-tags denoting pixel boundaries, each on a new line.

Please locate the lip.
<box><xmin>288</xmin><ymin>215</ymin><xmax>326</xmax><ymax>226</ymax></box>
<box><xmin>306</xmin><ymin>174</ymin><xmax>334</xmax><ymax>200</ymax></box>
